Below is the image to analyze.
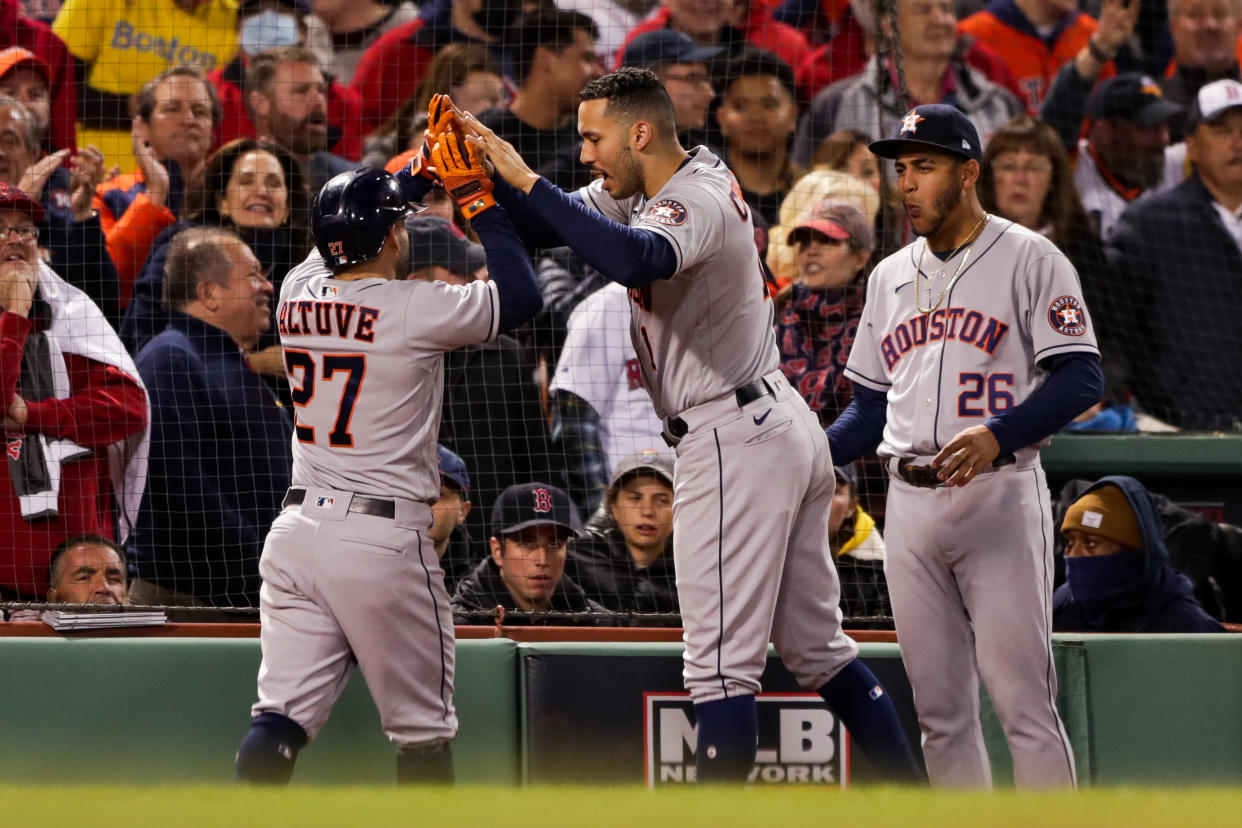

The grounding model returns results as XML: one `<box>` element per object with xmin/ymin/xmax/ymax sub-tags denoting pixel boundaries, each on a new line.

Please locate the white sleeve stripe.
<box><xmin>637</xmin><ymin>223</ymin><xmax>684</xmax><ymax>273</ymax></box>
<box><xmin>484</xmin><ymin>279</ymin><xmax>500</xmax><ymax>342</ymax></box>
<box><xmin>843</xmin><ymin>367</ymin><xmax>892</xmax><ymax>390</ymax></box>
<box><xmin>1033</xmin><ymin>342</ymin><xmax>1099</xmax><ymax>360</ymax></box>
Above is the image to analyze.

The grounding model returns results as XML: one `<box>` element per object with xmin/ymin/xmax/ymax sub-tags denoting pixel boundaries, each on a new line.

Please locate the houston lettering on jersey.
<box><xmin>277</xmin><ymin>299</ymin><xmax>381</xmax><ymax>343</ymax></box>
<box><xmin>881</xmin><ymin>307</ymin><xmax>1009</xmax><ymax>370</ymax></box>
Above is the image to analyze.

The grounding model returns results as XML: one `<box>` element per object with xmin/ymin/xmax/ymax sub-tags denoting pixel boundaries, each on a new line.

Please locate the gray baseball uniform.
<box><xmin>249</xmin><ymin>249</ymin><xmax>499</xmax><ymax>747</ymax></box>
<box><xmin>578</xmin><ymin>147</ymin><xmax>859</xmax><ymax>702</ymax></box>
<box><xmin>845</xmin><ymin>217</ymin><xmax>1094</xmax><ymax>787</ymax></box>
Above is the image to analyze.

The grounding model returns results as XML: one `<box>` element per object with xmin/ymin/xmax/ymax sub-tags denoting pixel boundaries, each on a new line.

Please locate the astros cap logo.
<box><xmin>900</xmin><ymin>110</ymin><xmax>925</xmax><ymax>134</ymax></box>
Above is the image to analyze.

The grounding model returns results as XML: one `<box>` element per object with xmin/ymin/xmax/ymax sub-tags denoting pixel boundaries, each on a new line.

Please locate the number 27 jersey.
<box><xmin>576</xmin><ymin>146</ymin><xmax>778</xmax><ymax>420</ymax></box>
<box><xmin>844</xmin><ymin>219</ymin><xmax>1099</xmax><ymax>459</ymax></box>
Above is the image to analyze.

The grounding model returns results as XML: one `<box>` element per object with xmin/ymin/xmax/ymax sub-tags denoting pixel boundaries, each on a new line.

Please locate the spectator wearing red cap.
<box><xmin>0</xmin><ymin>0</ymin><xmax>75</xmax><ymax>153</ymax></box>
<box><xmin>0</xmin><ymin>181</ymin><xmax>147</xmax><ymax>601</ymax></box>
<box><xmin>0</xmin><ymin>95</ymin><xmax>116</xmax><ymax>320</ymax></box>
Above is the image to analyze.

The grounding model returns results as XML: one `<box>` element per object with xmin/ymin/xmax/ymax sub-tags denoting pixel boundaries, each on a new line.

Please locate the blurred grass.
<box><xmin>4</xmin><ymin>785</ymin><xmax>1242</xmax><ymax>827</ymax></box>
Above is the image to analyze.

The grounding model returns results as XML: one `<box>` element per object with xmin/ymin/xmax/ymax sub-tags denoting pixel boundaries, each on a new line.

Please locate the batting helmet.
<box><xmin>312</xmin><ymin>167</ymin><xmax>417</xmax><ymax>270</ymax></box>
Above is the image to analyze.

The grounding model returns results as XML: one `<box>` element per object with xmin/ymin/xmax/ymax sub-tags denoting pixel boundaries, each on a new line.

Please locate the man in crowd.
<box><xmin>619</xmin><ymin>29</ymin><xmax>720</xmax><ymax>141</ymax></box>
<box><xmin>478</xmin><ymin>9</ymin><xmax>603</xmax><ymax>192</ymax></box>
<box><xmin>1161</xmin><ymin>0</ymin><xmax>1242</xmax><ymax>135</ymax></box>
<box><xmin>94</xmin><ymin>66</ymin><xmax>219</xmax><ymax>306</ymax></box>
<box><xmin>1106</xmin><ymin>78</ymin><xmax>1242</xmax><ymax>431</ymax></box>
<box><xmin>0</xmin><ymin>181</ymin><xmax>147</xmax><ymax>602</ymax></box>
<box><xmin>0</xmin><ymin>94</ymin><xmax>116</xmax><ymax>320</ymax></box>
<box><xmin>452</xmin><ymin>482</ymin><xmax>602</xmax><ymax>624</ymax></box>
<box><xmin>1056</xmin><ymin>476</ymin><xmax>1225</xmax><ymax>632</ymax></box>
<box><xmin>307</xmin><ymin>0</ymin><xmax>418</xmax><ymax>85</ymax></box>
<box><xmin>1</xmin><ymin>0</ymin><xmax>77</xmax><ymax>153</ymax></box>
<box><xmin>243</xmin><ymin>45</ymin><xmax>352</xmax><ymax>189</ymax></box>
<box><xmin>793</xmin><ymin>0</ymin><xmax>1023</xmax><ymax>167</ymax></box>
<box><xmin>47</xmin><ymin>534</ymin><xmax>128</xmax><ymax>604</ymax></box>
<box><xmin>129</xmin><ymin>226</ymin><xmax>291</xmax><ymax>606</ymax></box>
<box><xmin>432</xmin><ymin>444</ymin><xmax>474</xmax><ymax>596</ymax></box>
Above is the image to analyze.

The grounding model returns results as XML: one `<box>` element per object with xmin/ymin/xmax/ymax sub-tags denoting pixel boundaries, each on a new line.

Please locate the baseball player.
<box><xmin>829</xmin><ymin>104</ymin><xmax>1104</xmax><ymax>788</ymax></box>
<box><xmin>233</xmin><ymin>109</ymin><xmax>542</xmax><ymax>784</ymax></box>
<box><xmin>458</xmin><ymin>68</ymin><xmax>921</xmax><ymax>783</ymax></box>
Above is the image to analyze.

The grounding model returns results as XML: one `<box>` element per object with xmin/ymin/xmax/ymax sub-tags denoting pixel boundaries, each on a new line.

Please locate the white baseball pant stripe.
<box><xmin>252</xmin><ymin>492</ymin><xmax>457</xmax><ymax>747</ymax></box>
<box><xmin>671</xmin><ymin>371</ymin><xmax>859</xmax><ymax>703</ymax></box>
<box><xmin>883</xmin><ymin>464</ymin><xmax>1076</xmax><ymax>788</ymax></box>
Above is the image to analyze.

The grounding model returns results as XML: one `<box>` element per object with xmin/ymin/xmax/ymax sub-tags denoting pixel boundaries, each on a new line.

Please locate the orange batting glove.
<box><xmin>410</xmin><ymin>94</ymin><xmax>463</xmax><ymax>182</ymax></box>
<box><xmin>432</xmin><ymin>132</ymin><xmax>495</xmax><ymax>220</ymax></box>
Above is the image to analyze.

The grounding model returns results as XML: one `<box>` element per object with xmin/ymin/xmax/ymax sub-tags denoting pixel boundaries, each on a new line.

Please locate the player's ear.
<box><xmin>961</xmin><ymin>159</ymin><xmax>981</xmax><ymax>189</ymax></box>
<box><xmin>633</xmin><ymin>119</ymin><xmax>653</xmax><ymax>151</ymax></box>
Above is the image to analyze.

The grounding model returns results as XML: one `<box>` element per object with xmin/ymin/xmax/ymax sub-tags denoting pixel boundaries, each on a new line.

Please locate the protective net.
<box><xmin>1</xmin><ymin>0</ymin><xmax>1238</xmax><ymax>629</ymax></box>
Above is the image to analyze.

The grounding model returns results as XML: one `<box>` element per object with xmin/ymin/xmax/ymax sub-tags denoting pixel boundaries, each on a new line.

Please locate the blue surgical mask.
<box><xmin>240</xmin><ymin>11</ymin><xmax>300</xmax><ymax>57</ymax></box>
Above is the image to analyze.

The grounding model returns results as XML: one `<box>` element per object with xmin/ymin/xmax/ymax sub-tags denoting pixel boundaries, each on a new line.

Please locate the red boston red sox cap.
<box><xmin>491</xmin><ymin>482</ymin><xmax>582</xmax><ymax>538</ymax></box>
<box><xmin>0</xmin><ymin>181</ymin><xmax>45</xmax><ymax>225</ymax></box>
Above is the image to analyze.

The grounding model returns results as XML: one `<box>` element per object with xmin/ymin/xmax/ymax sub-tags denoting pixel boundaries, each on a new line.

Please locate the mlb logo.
<box><xmin>315</xmin><ymin>496</ymin><xmax>335</xmax><ymax>509</ymax></box>
<box><xmin>320</xmin><ymin>285</ymin><xmax>338</xmax><ymax>298</ymax></box>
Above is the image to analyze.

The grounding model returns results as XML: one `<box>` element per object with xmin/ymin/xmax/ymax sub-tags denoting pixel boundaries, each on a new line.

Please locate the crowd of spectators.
<box><xmin>0</xmin><ymin>0</ymin><xmax>1240</xmax><ymax>629</ymax></box>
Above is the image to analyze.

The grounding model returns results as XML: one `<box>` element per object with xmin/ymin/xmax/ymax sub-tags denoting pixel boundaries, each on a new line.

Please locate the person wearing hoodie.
<box><xmin>568</xmin><ymin>449</ymin><xmax>678</xmax><ymax>625</ymax></box>
<box><xmin>828</xmin><ymin>462</ymin><xmax>891</xmax><ymax>623</ymax></box>
<box><xmin>452</xmin><ymin>481</ymin><xmax>605</xmax><ymax>625</ymax></box>
<box><xmin>1055</xmin><ymin>475</ymin><xmax>1225</xmax><ymax>633</ymax></box>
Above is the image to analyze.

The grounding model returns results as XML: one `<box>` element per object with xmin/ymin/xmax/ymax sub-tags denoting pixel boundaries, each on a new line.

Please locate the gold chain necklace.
<box><xmin>915</xmin><ymin>213</ymin><xmax>989</xmax><ymax>315</ymax></box>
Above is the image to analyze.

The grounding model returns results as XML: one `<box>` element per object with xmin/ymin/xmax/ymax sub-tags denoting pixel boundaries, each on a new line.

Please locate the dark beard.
<box><xmin>922</xmin><ymin>180</ymin><xmax>964</xmax><ymax>241</ymax></box>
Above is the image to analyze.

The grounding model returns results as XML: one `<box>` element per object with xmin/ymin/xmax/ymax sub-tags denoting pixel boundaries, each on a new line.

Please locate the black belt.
<box><xmin>663</xmin><ymin>377</ymin><xmax>777</xmax><ymax>446</ymax></box>
<box><xmin>283</xmin><ymin>488</ymin><xmax>396</xmax><ymax>519</ymax></box>
<box><xmin>894</xmin><ymin>453</ymin><xmax>1016</xmax><ymax>489</ymax></box>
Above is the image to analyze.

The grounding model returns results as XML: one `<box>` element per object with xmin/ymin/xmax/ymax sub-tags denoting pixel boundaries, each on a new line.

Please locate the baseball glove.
<box><xmin>432</xmin><ymin>132</ymin><xmax>495</xmax><ymax>220</ymax></box>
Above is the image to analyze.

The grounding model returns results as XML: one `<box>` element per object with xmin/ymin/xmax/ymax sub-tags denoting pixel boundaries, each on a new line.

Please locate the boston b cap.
<box><xmin>491</xmin><ymin>482</ymin><xmax>582</xmax><ymax>537</ymax></box>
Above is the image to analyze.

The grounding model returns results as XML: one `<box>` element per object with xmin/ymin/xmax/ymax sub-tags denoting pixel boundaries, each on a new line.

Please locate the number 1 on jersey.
<box><xmin>285</xmin><ymin>349</ymin><xmax>368</xmax><ymax>447</ymax></box>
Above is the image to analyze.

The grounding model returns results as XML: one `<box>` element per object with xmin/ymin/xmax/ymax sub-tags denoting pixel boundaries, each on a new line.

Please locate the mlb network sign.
<box><xmin>643</xmin><ymin>693</ymin><xmax>849</xmax><ymax>787</ymax></box>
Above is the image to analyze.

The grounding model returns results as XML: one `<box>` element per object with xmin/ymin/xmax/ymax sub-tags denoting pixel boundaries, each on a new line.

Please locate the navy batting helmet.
<box><xmin>312</xmin><ymin>167</ymin><xmax>416</xmax><ymax>270</ymax></box>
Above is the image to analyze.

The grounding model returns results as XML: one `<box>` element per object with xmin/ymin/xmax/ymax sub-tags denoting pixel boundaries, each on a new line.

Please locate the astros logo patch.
<box><xmin>900</xmin><ymin>110</ymin><xmax>925</xmax><ymax>134</ymax></box>
<box><xmin>1048</xmin><ymin>295</ymin><xmax>1087</xmax><ymax>336</ymax></box>
<box><xmin>645</xmin><ymin>199</ymin><xmax>688</xmax><ymax>226</ymax></box>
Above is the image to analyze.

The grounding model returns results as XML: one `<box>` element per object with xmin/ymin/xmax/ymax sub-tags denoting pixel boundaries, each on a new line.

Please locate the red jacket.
<box><xmin>0</xmin><ymin>312</ymin><xmax>147</xmax><ymax>598</ymax></box>
<box><xmin>208</xmin><ymin>56</ymin><xmax>365</xmax><ymax>161</ymax></box>
<box><xmin>796</xmin><ymin>8</ymin><xmax>1026</xmax><ymax>108</ymax></box>
<box><xmin>615</xmin><ymin>7</ymin><xmax>811</xmax><ymax>73</ymax></box>
<box><xmin>349</xmin><ymin>18</ymin><xmax>434</xmax><ymax>133</ymax></box>
<box><xmin>0</xmin><ymin>0</ymin><xmax>76</xmax><ymax>152</ymax></box>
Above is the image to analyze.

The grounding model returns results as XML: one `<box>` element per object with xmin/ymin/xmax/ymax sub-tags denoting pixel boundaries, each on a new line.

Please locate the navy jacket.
<box><xmin>128</xmin><ymin>313</ymin><xmax>292</xmax><ymax>606</ymax></box>
<box><xmin>1053</xmin><ymin>475</ymin><xmax>1226</xmax><ymax>633</ymax></box>
<box><xmin>1105</xmin><ymin>174</ymin><xmax>1242</xmax><ymax>430</ymax></box>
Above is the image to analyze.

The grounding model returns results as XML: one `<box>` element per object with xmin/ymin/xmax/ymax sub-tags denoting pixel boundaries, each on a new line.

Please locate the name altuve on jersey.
<box><xmin>278</xmin><ymin>299</ymin><xmax>382</xmax><ymax>342</ymax></box>
<box><xmin>881</xmin><ymin>306</ymin><xmax>1009</xmax><ymax>370</ymax></box>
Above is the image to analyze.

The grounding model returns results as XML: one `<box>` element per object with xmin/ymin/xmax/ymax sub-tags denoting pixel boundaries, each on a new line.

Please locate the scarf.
<box><xmin>776</xmin><ymin>282</ymin><xmax>864</xmax><ymax>418</ymax></box>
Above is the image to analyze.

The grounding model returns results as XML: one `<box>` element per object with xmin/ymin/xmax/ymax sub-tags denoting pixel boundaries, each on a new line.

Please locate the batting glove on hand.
<box><xmin>410</xmin><ymin>94</ymin><xmax>462</xmax><ymax>182</ymax></box>
<box><xmin>432</xmin><ymin>132</ymin><xmax>495</xmax><ymax>219</ymax></box>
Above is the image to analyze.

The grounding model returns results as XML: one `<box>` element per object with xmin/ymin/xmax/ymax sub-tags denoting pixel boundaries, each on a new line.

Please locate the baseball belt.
<box><xmin>283</xmin><ymin>488</ymin><xmax>396</xmax><ymax>519</ymax></box>
<box><xmin>894</xmin><ymin>453</ymin><xmax>1017</xmax><ymax>488</ymax></box>
<box><xmin>662</xmin><ymin>376</ymin><xmax>778</xmax><ymax>447</ymax></box>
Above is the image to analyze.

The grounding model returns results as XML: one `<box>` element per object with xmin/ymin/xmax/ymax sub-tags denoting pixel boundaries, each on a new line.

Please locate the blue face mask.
<box><xmin>1065</xmin><ymin>552</ymin><xmax>1148</xmax><ymax>607</ymax></box>
<box><xmin>240</xmin><ymin>11</ymin><xmax>300</xmax><ymax>57</ymax></box>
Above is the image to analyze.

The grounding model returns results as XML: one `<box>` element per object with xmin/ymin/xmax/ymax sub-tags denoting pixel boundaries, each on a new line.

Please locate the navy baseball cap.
<box><xmin>406</xmin><ymin>215</ymin><xmax>486</xmax><ymax>276</ymax></box>
<box><xmin>834</xmin><ymin>463</ymin><xmax>859</xmax><ymax>490</ymax></box>
<box><xmin>491</xmin><ymin>482</ymin><xmax>582</xmax><ymax>537</ymax></box>
<box><xmin>870</xmin><ymin>104</ymin><xmax>982</xmax><ymax>163</ymax></box>
<box><xmin>1086</xmin><ymin>73</ymin><xmax>1182</xmax><ymax>126</ymax></box>
<box><xmin>621</xmin><ymin>30</ymin><xmax>723</xmax><ymax>68</ymax></box>
<box><xmin>437</xmin><ymin>444</ymin><xmax>470</xmax><ymax>495</ymax></box>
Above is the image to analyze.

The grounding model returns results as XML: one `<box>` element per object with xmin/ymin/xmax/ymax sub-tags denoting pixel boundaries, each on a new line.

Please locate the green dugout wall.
<box><xmin>0</xmin><ymin>635</ymin><xmax>1238</xmax><ymax>785</ymax></box>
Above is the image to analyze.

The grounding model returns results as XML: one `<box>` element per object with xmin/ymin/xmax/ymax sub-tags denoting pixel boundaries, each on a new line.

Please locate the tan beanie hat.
<box><xmin>1061</xmin><ymin>485</ymin><xmax>1143</xmax><ymax>551</ymax></box>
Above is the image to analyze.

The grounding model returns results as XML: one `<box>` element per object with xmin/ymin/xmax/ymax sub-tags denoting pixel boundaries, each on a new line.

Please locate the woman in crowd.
<box><xmin>568</xmin><ymin>452</ymin><xmax>678</xmax><ymax>626</ymax></box>
<box><xmin>120</xmin><ymin>139</ymin><xmax>311</xmax><ymax>369</ymax></box>
<box><xmin>978</xmin><ymin>116</ymin><xmax>1131</xmax><ymax>427</ymax></box>
<box><xmin>774</xmin><ymin>200</ymin><xmax>874</xmax><ymax>427</ymax></box>
<box><xmin>766</xmin><ymin>168</ymin><xmax>878</xmax><ymax>288</ymax></box>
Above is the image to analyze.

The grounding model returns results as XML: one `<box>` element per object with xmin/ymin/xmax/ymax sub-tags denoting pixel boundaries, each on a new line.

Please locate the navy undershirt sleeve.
<box><xmin>825</xmin><ymin>383</ymin><xmax>889</xmax><ymax>465</ymax></box>
<box><xmin>491</xmin><ymin>175</ymin><xmax>581</xmax><ymax>250</ymax></box>
<box><xmin>524</xmin><ymin>178</ymin><xmax>679</xmax><ymax>287</ymax></box>
<box><xmin>468</xmin><ymin>207</ymin><xmax>542</xmax><ymax>334</ymax></box>
<box><xmin>393</xmin><ymin>167</ymin><xmax>435</xmax><ymax>205</ymax></box>
<box><xmin>984</xmin><ymin>352</ymin><xmax>1104</xmax><ymax>455</ymax></box>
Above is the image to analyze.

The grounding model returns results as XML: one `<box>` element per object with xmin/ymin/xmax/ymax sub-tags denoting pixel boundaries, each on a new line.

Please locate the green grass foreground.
<box><xmin>4</xmin><ymin>785</ymin><xmax>1242</xmax><ymax>827</ymax></box>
